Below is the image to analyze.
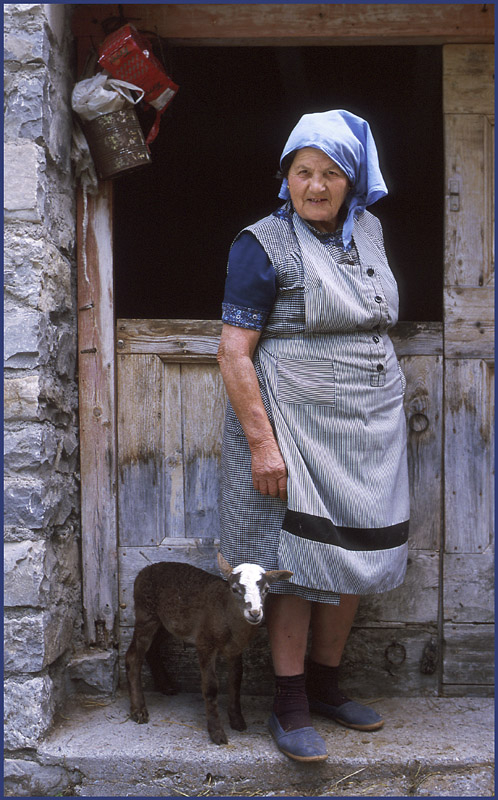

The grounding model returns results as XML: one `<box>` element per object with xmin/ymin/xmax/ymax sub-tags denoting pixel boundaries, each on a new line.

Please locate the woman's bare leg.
<box><xmin>309</xmin><ymin>594</ymin><xmax>360</xmax><ymax>666</ymax></box>
<box><xmin>265</xmin><ymin>594</ymin><xmax>311</xmax><ymax>674</ymax></box>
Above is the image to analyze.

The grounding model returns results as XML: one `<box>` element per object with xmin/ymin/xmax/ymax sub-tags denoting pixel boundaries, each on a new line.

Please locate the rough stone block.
<box><xmin>44</xmin><ymin>181</ymin><xmax>76</xmax><ymax>253</ymax></box>
<box><xmin>4</xmin><ymin>478</ymin><xmax>47</xmax><ymax>529</ymax></box>
<box><xmin>4</xmin><ymin>31</ymin><xmax>45</xmax><ymax>63</ymax></box>
<box><xmin>54</xmin><ymin>327</ymin><xmax>77</xmax><ymax>379</ymax></box>
<box><xmin>4</xmin><ymin>140</ymin><xmax>43</xmax><ymax>223</ymax></box>
<box><xmin>4</xmin><ymin>758</ymin><xmax>73</xmax><ymax>798</ymax></box>
<box><xmin>5</xmin><ymin>608</ymin><xmax>76</xmax><ymax>673</ymax></box>
<box><xmin>4</xmin><ymin>674</ymin><xmax>55</xmax><ymax>749</ymax></box>
<box><xmin>38</xmin><ymin>373</ymin><xmax>79</xmax><ymax>423</ymax></box>
<box><xmin>4</xmin><ymin>475</ymin><xmax>76</xmax><ymax>530</ymax></box>
<box><xmin>4</xmin><ymin>230</ymin><xmax>74</xmax><ymax>312</ymax></box>
<box><xmin>3</xmin><ymin>73</ymin><xmax>46</xmax><ymax>141</ymax></box>
<box><xmin>4</xmin><ymin>539</ymin><xmax>47</xmax><ymax>607</ymax></box>
<box><xmin>4</xmin><ymin>375</ymin><xmax>41</xmax><ymax>421</ymax></box>
<box><xmin>67</xmin><ymin>650</ymin><xmax>119</xmax><ymax>695</ymax></box>
<box><xmin>4</xmin><ymin>423</ymin><xmax>61</xmax><ymax>471</ymax></box>
<box><xmin>3</xmin><ymin>304</ymin><xmax>52</xmax><ymax>369</ymax></box>
<box><xmin>38</xmin><ymin>248</ymin><xmax>73</xmax><ymax>313</ymax></box>
<box><xmin>4</xmin><ymin>614</ymin><xmax>46</xmax><ymax>672</ymax></box>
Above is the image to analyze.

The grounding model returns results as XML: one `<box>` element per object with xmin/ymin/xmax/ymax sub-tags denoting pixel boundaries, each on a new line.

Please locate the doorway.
<box><xmin>114</xmin><ymin>45</ymin><xmax>444</xmax><ymax>323</ymax></box>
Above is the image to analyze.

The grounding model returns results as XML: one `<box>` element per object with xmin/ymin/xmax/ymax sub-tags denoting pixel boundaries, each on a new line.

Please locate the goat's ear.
<box><xmin>264</xmin><ymin>570</ymin><xmax>293</xmax><ymax>584</ymax></box>
<box><xmin>217</xmin><ymin>551</ymin><xmax>233</xmax><ymax>578</ymax></box>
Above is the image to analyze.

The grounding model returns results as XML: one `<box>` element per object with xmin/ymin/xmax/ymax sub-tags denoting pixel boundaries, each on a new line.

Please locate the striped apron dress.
<box><xmin>220</xmin><ymin>208</ymin><xmax>409</xmax><ymax>602</ymax></box>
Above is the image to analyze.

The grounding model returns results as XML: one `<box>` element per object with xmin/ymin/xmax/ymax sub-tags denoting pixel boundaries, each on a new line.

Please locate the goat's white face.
<box><xmin>230</xmin><ymin>564</ymin><xmax>268</xmax><ymax>625</ymax></box>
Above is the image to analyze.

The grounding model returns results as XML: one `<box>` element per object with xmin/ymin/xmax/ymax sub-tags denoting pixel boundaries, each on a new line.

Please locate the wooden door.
<box><xmin>115</xmin><ymin>320</ymin><xmax>445</xmax><ymax>695</ymax></box>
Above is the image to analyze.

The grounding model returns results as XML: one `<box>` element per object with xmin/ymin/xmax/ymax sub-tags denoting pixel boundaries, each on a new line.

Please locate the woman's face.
<box><xmin>287</xmin><ymin>147</ymin><xmax>351</xmax><ymax>233</ymax></box>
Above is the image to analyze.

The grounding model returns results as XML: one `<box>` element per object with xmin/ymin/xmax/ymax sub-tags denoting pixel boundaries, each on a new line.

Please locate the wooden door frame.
<box><xmin>74</xmin><ymin>4</ymin><xmax>494</xmax><ymax>647</ymax></box>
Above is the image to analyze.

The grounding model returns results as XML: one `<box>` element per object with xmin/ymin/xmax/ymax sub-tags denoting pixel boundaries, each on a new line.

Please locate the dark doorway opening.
<box><xmin>114</xmin><ymin>45</ymin><xmax>443</xmax><ymax>322</ymax></box>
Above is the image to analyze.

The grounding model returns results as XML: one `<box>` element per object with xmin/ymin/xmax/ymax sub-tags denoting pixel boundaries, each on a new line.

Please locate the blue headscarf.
<box><xmin>278</xmin><ymin>109</ymin><xmax>387</xmax><ymax>249</ymax></box>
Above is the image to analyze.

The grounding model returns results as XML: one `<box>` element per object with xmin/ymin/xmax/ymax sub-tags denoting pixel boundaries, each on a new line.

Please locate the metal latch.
<box><xmin>449</xmin><ymin>179</ymin><xmax>460</xmax><ymax>211</ymax></box>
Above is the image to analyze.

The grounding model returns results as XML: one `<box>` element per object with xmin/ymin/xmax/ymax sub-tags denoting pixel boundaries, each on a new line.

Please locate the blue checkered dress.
<box><xmin>220</xmin><ymin>208</ymin><xmax>409</xmax><ymax>602</ymax></box>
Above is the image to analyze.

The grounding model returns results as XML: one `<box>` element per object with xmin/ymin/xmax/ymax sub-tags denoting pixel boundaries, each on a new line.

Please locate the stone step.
<box><xmin>8</xmin><ymin>692</ymin><xmax>494</xmax><ymax>797</ymax></box>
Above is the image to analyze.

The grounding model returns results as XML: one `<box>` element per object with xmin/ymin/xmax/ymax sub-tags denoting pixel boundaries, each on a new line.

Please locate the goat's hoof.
<box><xmin>208</xmin><ymin>728</ymin><xmax>228</xmax><ymax>745</ymax></box>
<box><xmin>229</xmin><ymin>713</ymin><xmax>247</xmax><ymax>731</ymax></box>
<box><xmin>130</xmin><ymin>708</ymin><xmax>149</xmax><ymax>724</ymax></box>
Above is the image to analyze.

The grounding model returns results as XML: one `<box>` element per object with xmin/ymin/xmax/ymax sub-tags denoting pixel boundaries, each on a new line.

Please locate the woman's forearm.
<box><xmin>217</xmin><ymin>324</ymin><xmax>287</xmax><ymax>500</ymax></box>
<box><xmin>217</xmin><ymin>332</ymin><xmax>274</xmax><ymax>450</ymax></box>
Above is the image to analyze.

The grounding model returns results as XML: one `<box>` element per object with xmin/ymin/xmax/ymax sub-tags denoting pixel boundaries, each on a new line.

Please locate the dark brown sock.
<box><xmin>273</xmin><ymin>673</ymin><xmax>312</xmax><ymax>732</ymax></box>
<box><xmin>306</xmin><ymin>660</ymin><xmax>350</xmax><ymax>707</ymax></box>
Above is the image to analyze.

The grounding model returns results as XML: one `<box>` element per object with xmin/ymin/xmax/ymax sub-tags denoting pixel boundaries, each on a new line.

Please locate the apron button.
<box><xmin>367</xmin><ymin>268</ymin><xmax>375</xmax><ymax>276</ymax></box>
<box><xmin>372</xmin><ymin>335</ymin><xmax>380</xmax><ymax>343</ymax></box>
<box><xmin>374</xmin><ymin>295</ymin><xmax>382</xmax><ymax>303</ymax></box>
<box><xmin>376</xmin><ymin>363</ymin><xmax>384</xmax><ymax>372</ymax></box>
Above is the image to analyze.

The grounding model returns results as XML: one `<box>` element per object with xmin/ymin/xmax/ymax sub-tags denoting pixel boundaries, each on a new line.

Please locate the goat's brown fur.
<box><xmin>125</xmin><ymin>553</ymin><xmax>292</xmax><ymax>744</ymax></box>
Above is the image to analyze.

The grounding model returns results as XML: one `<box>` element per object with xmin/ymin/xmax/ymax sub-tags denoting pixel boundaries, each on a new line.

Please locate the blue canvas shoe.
<box><xmin>308</xmin><ymin>698</ymin><xmax>384</xmax><ymax>731</ymax></box>
<box><xmin>268</xmin><ymin>712</ymin><xmax>328</xmax><ymax>762</ymax></box>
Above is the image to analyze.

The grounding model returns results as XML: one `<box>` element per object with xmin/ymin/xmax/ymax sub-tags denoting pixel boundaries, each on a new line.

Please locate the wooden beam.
<box><xmin>443</xmin><ymin>44</ymin><xmax>494</xmax><ymax>114</ymax></box>
<box><xmin>73</xmin><ymin>4</ymin><xmax>494</xmax><ymax>46</ymax></box>
<box><xmin>117</xmin><ymin>319</ymin><xmax>443</xmax><ymax>358</ymax></box>
<box><xmin>77</xmin><ymin>183</ymin><xmax>119</xmax><ymax>647</ymax></box>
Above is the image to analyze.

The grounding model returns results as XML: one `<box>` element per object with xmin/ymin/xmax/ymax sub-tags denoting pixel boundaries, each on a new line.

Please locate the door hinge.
<box><xmin>449</xmin><ymin>179</ymin><xmax>460</xmax><ymax>212</ymax></box>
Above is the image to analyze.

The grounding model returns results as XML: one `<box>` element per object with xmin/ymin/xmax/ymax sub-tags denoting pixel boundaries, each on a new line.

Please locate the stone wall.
<box><xmin>4</xmin><ymin>3</ymin><xmax>82</xmax><ymax>755</ymax></box>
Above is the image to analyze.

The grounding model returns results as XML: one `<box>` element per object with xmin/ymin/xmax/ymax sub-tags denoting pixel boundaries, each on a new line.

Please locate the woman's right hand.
<box><xmin>250</xmin><ymin>438</ymin><xmax>288</xmax><ymax>501</ymax></box>
<box><xmin>217</xmin><ymin>324</ymin><xmax>288</xmax><ymax>502</ymax></box>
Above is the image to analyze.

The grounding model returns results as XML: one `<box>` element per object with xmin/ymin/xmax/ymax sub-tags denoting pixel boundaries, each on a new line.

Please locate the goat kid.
<box><xmin>126</xmin><ymin>552</ymin><xmax>292</xmax><ymax>745</ymax></box>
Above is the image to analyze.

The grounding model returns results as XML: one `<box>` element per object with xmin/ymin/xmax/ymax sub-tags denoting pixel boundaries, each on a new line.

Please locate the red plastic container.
<box><xmin>98</xmin><ymin>24</ymin><xmax>178</xmax><ymax>144</ymax></box>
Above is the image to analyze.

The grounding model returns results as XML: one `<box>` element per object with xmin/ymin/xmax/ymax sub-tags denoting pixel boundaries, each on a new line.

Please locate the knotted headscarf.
<box><xmin>278</xmin><ymin>109</ymin><xmax>387</xmax><ymax>249</ymax></box>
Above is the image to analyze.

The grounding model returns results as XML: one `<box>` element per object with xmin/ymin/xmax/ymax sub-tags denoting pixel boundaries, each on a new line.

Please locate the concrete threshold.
<box><xmin>32</xmin><ymin>691</ymin><xmax>493</xmax><ymax>797</ymax></box>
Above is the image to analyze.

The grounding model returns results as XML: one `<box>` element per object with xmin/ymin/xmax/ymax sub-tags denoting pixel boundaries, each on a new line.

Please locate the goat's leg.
<box><xmin>227</xmin><ymin>652</ymin><xmax>246</xmax><ymax>731</ymax></box>
<box><xmin>126</xmin><ymin>618</ymin><xmax>161</xmax><ymax>723</ymax></box>
<box><xmin>145</xmin><ymin>627</ymin><xmax>178</xmax><ymax>695</ymax></box>
<box><xmin>196</xmin><ymin>646</ymin><xmax>227</xmax><ymax>745</ymax></box>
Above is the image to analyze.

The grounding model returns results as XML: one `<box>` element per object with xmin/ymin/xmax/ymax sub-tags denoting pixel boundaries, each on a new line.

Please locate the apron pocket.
<box><xmin>277</xmin><ymin>357</ymin><xmax>336</xmax><ymax>407</ymax></box>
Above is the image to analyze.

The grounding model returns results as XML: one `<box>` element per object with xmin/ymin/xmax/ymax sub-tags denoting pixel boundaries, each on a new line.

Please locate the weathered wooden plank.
<box><xmin>390</xmin><ymin>323</ymin><xmax>443</xmax><ymax>357</ymax></box>
<box><xmin>73</xmin><ymin>4</ymin><xmax>494</xmax><ymax>45</ymax></box>
<box><xmin>118</xmin><ymin>623</ymin><xmax>440</xmax><ymax>697</ymax></box>
<box><xmin>77</xmin><ymin>183</ymin><xmax>118</xmax><ymax>647</ymax></box>
<box><xmin>162</xmin><ymin>362</ymin><xmax>186</xmax><ymax>541</ymax></box>
<box><xmin>443</xmin><ymin>552</ymin><xmax>494</xmax><ymax>625</ymax></box>
<box><xmin>117</xmin><ymin>354</ymin><xmax>165</xmax><ymax>547</ymax></box>
<box><xmin>181</xmin><ymin>365</ymin><xmax>227</xmax><ymax>539</ymax></box>
<box><xmin>401</xmin><ymin>355</ymin><xmax>443</xmax><ymax>551</ymax></box>
<box><xmin>117</xmin><ymin>318</ymin><xmax>222</xmax><ymax>357</ymax></box>
<box><xmin>119</xmin><ymin>541</ymin><xmax>221</xmax><ymax>627</ymax></box>
<box><xmin>117</xmin><ymin>319</ymin><xmax>443</xmax><ymax>357</ymax></box>
<box><xmin>119</xmin><ymin>549</ymin><xmax>441</xmax><ymax>628</ymax></box>
<box><xmin>355</xmin><ymin>551</ymin><xmax>439</xmax><ymax>626</ymax></box>
<box><xmin>443</xmin><ymin>45</ymin><xmax>494</xmax><ymax>115</ymax></box>
<box><xmin>444</xmin><ymin>114</ymin><xmax>494</xmax><ymax>288</ymax></box>
<box><xmin>444</xmin><ymin>358</ymin><xmax>494</xmax><ymax>554</ymax></box>
<box><xmin>441</xmin><ymin>683</ymin><xmax>494</xmax><ymax>698</ymax></box>
<box><xmin>444</xmin><ymin>287</ymin><xmax>494</xmax><ymax>359</ymax></box>
<box><xmin>341</xmin><ymin>626</ymin><xmax>439</xmax><ymax>697</ymax></box>
<box><xmin>443</xmin><ymin>623</ymin><xmax>494</xmax><ymax>686</ymax></box>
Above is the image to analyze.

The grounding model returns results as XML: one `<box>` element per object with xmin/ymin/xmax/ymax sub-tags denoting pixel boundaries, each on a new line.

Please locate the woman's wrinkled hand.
<box><xmin>250</xmin><ymin>439</ymin><xmax>288</xmax><ymax>501</ymax></box>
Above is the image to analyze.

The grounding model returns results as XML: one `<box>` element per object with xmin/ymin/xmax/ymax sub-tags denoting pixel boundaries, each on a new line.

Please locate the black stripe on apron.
<box><xmin>282</xmin><ymin>509</ymin><xmax>409</xmax><ymax>551</ymax></box>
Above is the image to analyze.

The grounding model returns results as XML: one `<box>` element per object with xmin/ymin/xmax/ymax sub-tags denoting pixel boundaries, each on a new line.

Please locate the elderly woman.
<box><xmin>217</xmin><ymin>110</ymin><xmax>409</xmax><ymax>762</ymax></box>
